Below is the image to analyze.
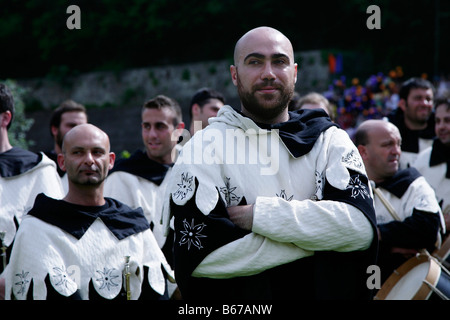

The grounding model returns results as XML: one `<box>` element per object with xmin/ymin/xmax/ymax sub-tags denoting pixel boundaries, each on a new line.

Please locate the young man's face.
<box><xmin>141</xmin><ymin>107</ymin><xmax>183</xmax><ymax>164</ymax></box>
<box><xmin>400</xmin><ymin>88</ymin><xmax>433</xmax><ymax>126</ymax></box>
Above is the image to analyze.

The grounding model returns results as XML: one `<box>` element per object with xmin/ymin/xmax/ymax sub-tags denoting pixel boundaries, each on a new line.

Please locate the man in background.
<box><xmin>387</xmin><ymin>77</ymin><xmax>435</xmax><ymax>169</ymax></box>
<box><xmin>188</xmin><ymin>87</ymin><xmax>225</xmax><ymax>136</ymax></box>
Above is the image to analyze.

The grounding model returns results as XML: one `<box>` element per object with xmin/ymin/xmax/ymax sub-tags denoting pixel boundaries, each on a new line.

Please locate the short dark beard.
<box><xmin>236</xmin><ymin>74</ymin><xmax>293</xmax><ymax>123</ymax></box>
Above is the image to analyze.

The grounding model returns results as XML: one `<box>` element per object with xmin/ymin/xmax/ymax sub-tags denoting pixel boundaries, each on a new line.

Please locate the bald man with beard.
<box><xmin>163</xmin><ymin>27</ymin><xmax>378</xmax><ymax>300</ymax></box>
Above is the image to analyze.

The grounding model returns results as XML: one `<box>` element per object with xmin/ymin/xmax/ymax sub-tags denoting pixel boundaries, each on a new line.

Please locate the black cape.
<box><xmin>109</xmin><ymin>149</ymin><xmax>172</xmax><ymax>186</ymax></box>
<box><xmin>0</xmin><ymin>147</ymin><xmax>42</xmax><ymax>177</ymax></box>
<box><xmin>28</xmin><ymin>193</ymin><xmax>150</xmax><ymax>240</ymax></box>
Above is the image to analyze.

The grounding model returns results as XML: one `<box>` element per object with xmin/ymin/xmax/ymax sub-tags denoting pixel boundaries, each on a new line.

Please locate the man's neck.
<box><xmin>403</xmin><ymin>117</ymin><xmax>427</xmax><ymax>131</ymax></box>
<box><xmin>0</xmin><ymin>132</ymin><xmax>13</xmax><ymax>153</ymax></box>
<box><xmin>241</xmin><ymin>108</ymin><xmax>289</xmax><ymax>125</ymax></box>
<box><xmin>64</xmin><ymin>186</ymin><xmax>106</xmax><ymax>207</ymax></box>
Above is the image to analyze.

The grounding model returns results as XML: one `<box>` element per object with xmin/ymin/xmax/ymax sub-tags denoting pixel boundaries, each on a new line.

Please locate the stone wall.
<box><xmin>22</xmin><ymin>50</ymin><xmax>330</xmax><ymax>155</ymax></box>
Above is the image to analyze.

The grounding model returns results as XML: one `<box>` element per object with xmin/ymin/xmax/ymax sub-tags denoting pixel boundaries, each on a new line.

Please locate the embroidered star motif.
<box><xmin>277</xmin><ymin>190</ymin><xmax>293</xmax><ymax>201</ymax></box>
<box><xmin>174</xmin><ymin>172</ymin><xmax>194</xmax><ymax>200</ymax></box>
<box><xmin>219</xmin><ymin>177</ymin><xmax>241</xmax><ymax>206</ymax></box>
<box><xmin>14</xmin><ymin>270</ymin><xmax>30</xmax><ymax>296</ymax></box>
<box><xmin>342</xmin><ymin>150</ymin><xmax>363</xmax><ymax>169</ymax></box>
<box><xmin>346</xmin><ymin>175</ymin><xmax>370</xmax><ymax>199</ymax></box>
<box><xmin>179</xmin><ymin>218</ymin><xmax>207</xmax><ymax>250</ymax></box>
<box><xmin>52</xmin><ymin>266</ymin><xmax>73</xmax><ymax>289</ymax></box>
<box><xmin>96</xmin><ymin>267</ymin><xmax>120</xmax><ymax>291</ymax></box>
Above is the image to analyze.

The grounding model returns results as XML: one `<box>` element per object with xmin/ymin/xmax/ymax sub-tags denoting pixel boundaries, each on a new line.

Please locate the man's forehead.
<box><xmin>234</xmin><ymin>28</ymin><xmax>293</xmax><ymax>62</ymax></box>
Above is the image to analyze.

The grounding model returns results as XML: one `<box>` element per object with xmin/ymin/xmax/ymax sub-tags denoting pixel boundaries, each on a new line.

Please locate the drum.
<box><xmin>433</xmin><ymin>236</ymin><xmax>450</xmax><ymax>269</ymax></box>
<box><xmin>374</xmin><ymin>254</ymin><xmax>450</xmax><ymax>300</ymax></box>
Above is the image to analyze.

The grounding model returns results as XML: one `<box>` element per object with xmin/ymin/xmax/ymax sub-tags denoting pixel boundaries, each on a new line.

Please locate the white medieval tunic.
<box><xmin>0</xmin><ymin>148</ymin><xmax>64</xmax><ymax>251</ymax></box>
<box><xmin>162</xmin><ymin>106</ymin><xmax>378</xmax><ymax>300</ymax></box>
<box><xmin>371</xmin><ymin>167</ymin><xmax>443</xmax><ymax>281</ymax></box>
<box><xmin>413</xmin><ymin>139</ymin><xmax>450</xmax><ymax>216</ymax></box>
<box><xmin>4</xmin><ymin>193</ymin><xmax>174</xmax><ymax>300</ymax></box>
<box><xmin>104</xmin><ymin>150</ymin><xmax>173</xmax><ymax>249</ymax></box>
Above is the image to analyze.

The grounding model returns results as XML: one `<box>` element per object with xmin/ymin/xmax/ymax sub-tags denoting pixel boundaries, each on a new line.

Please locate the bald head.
<box><xmin>355</xmin><ymin>119</ymin><xmax>402</xmax><ymax>183</ymax></box>
<box><xmin>58</xmin><ymin>123</ymin><xmax>115</xmax><ymax>195</ymax></box>
<box><xmin>233</xmin><ymin>27</ymin><xmax>294</xmax><ymax>66</ymax></box>
<box><xmin>230</xmin><ymin>27</ymin><xmax>297</xmax><ymax>124</ymax></box>
<box><xmin>354</xmin><ymin>119</ymin><xmax>400</xmax><ymax>147</ymax></box>
<box><xmin>62</xmin><ymin>123</ymin><xmax>110</xmax><ymax>154</ymax></box>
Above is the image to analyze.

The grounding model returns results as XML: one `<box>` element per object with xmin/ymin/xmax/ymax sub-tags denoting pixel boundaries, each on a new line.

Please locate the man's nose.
<box><xmin>261</xmin><ymin>62</ymin><xmax>276</xmax><ymax>81</ymax></box>
<box><xmin>84</xmin><ymin>152</ymin><xmax>94</xmax><ymax>165</ymax></box>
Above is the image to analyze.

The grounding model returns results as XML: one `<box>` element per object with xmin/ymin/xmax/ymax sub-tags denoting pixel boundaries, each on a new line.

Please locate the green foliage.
<box><xmin>0</xmin><ymin>0</ymin><xmax>448</xmax><ymax>79</ymax></box>
<box><xmin>2</xmin><ymin>79</ymin><xmax>35</xmax><ymax>149</ymax></box>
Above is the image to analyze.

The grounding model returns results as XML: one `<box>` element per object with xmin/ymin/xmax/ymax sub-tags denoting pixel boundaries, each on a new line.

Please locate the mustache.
<box><xmin>79</xmin><ymin>165</ymin><xmax>99</xmax><ymax>173</ymax></box>
<box><xmin>253</xmin><ymin>81</ymin><xmax>281</xmax><ymax>90</ymax></box>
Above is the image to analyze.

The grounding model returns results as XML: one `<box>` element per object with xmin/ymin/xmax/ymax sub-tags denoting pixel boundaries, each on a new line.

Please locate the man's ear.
<box><xmin>0</xmin><ymin>110</ymin><xmax>12</xmax><ymax>128</ymax></box>
<box><xmin>51</xmin><ymin>125</ymin><xmax>59</xmax><ymax>139</ymax></box>
<box><xmin>357</xmin><ymin>145</ymin><xmax>368</xmax><ymax>161</ymax></box>
<box><xmin>109</xmin><ymin>152</ymin><xmax>116</xmax><ymax>170</ymax></box>
<box><xmin>230</xmin><ymin>65</ymin><xmax>238</xmax><ymax>86</ymax></box>
<box><xmin>57</xmin><ymin>153</ymin><xmax>66</xmax><ymax>172</ymax></box>
<box><xmin>398</xmin><ymin>98</ymin><xmax>406</xmax><ymax>112</ymax></box>
<box><xmin>191</xmin><ymin>104</ymin><xmax>201</xmax><ymax>117</ymax></box>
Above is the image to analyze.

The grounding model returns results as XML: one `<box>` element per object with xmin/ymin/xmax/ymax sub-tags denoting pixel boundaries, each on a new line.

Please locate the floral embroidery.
<box><xmin>52</xmin><ymin>266</ymin><xmax>73</xmax><ymax>289</ymax></box>
<box><xmin>179</xmin><ymin>218</ymin><xmax>207</xmax><ymax>250</ymax></box>
<box><xmin>346</xmin><ymin>175</ymin><xmax>370</xmax><ymax>199</ymax></box>
<box><xmin>95</xmin><ymin>267</ymin><xmax>120</xmax><ymax>291</ymax></box>
<box><xmin>14</xmin><ymin>270</ymin><xmax>30</xmax><ymax>296</ymax></box>
<box><xmin>342</xmin><ymin>150</ymin><xmax>363</xmax><ymax>169</ymax></box>
<box><xmin>277</xmin><ymin>190</ymin><xmax>293</xmax><ymax>201</ymax></box>
<box><xmin>174</xmin><ymin>172</ymin><xmax>194</xmax><ymax>200</ymax></box>
<box><xmin>219</xmin><ymin>177</ymin><xmax>241</xmax><ymax>206</ymax></box>
<box><xmin>314</xmin><ymin>171</ymin><xmax>325</xmax><ymax>198</ymax></box>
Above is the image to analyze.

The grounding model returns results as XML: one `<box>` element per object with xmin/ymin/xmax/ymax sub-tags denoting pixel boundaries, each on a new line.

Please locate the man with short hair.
<box><xmin>414</xmin><ymin>97</ymin><xmax>450</xmax><ymax>230</ymax></box>
<box><xmin>189</xmin><ymin>87</ymin><xmax>225</xmax><ymax>136</ymax></box>
<box><xmin>387</xmin><ymin>77</ymin><xmax>435</xmax><ymax>169</ymax></box>
<box><xmin>44</xmin><ymin>100</ymin><xmax>88</xmax><ymax>193</ymax></box>
<box><xmin>105</xmin><ymin>95</ymin><xmax>184</xmax><ymax>250</ymax></box>
<box><xmin>0</xmin><ymin>83</ymin><xmax>64</xmax><ymax>273</ymax></box>
<box><xmin>104</xmin><ymin>95</ymin><xmax>185</xmax><ymax>298</ymax></box>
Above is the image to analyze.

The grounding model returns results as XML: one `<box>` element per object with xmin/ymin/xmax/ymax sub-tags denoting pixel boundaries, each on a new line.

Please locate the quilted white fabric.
<box><xmin>4</xmin><ymin>216</ymin><xmax>173</xmax><ymax>300</ymax></box>
<box><xmin>163</xmin><ymin>105</ymin><xmax>374</xmax><ymax>278</ymax></box>
<box><xmin>104</xmin><ymin>170</ymin><xmax>172</xmax><ymax>248</ymax></box>
<box><xmin>0</xmin><ymin>153</ymin><xmax>64</xmax><ymax>246</ymax></box>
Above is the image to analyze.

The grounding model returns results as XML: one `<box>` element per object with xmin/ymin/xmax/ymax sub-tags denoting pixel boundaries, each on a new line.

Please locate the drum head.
<box><xmin>375</xmin><ymin>254</ymin><xmax>441</xmax><ymax>300</ymax></box>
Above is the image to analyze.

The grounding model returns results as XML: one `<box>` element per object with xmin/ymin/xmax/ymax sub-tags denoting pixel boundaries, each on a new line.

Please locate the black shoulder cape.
<box><xmin>109</xmin><ymin>149</ymin><xmax>172</xmax><ymax>186</ymax></box>
<box><xmin>28</xmin><ymin>193</ymin><xmax>150</xmax><ymax>240</ymax></box>
<box><xmin>0</xmin><ymin>147</ymin><xmax>42</xmax><ymax>177</ymax></box>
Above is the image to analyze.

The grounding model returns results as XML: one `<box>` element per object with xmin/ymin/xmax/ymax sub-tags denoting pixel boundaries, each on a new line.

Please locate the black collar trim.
<box><xmin>240</xmin><ymin>108</ymin><xmax>338</xmax><ymax>158</ymax></box>
<box><xmin>376</xmin><ymin>167</ymin><xmax>421</xmax><ymax>198</ymax></box>
<box><xmin>108</xmin><ymin>149</ymin><xmax>172</xmax><ymax>185</ymax></box>
<box><xmin>0</xmin><ymin>147</ymin><xmax>42</xmax><ymax>177</ymax></box>
<box><xmin>28</xmin><ymin>193</ymin><xmax>150</xmax><ymax>240</ymax></box>
<box><xmin>429</xmin><ymin>139</ymin><xmax>450</xmax><ymax>178</ymax></box>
